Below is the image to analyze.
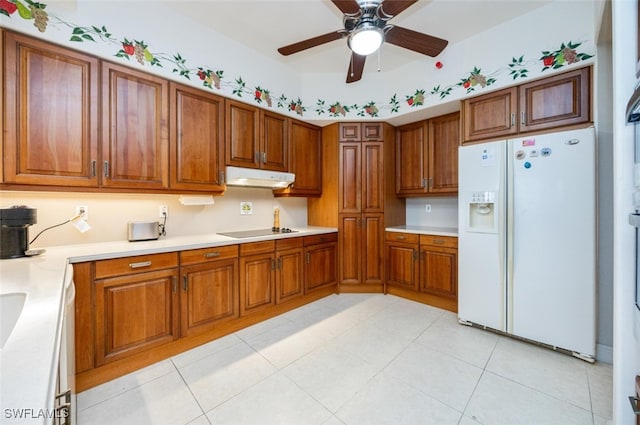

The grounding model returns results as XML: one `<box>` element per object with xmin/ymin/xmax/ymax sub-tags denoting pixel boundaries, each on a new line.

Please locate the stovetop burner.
<box><xmin>217</xmin><ymin>228</ymin><xmax>298</xmax><ymax>238</ymax></box>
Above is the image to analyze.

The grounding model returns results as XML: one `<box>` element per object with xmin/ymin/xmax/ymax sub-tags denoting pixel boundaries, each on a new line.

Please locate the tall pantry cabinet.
<box><xmin>308</xmin><ymin>123</ymin><xmax>405</xmax><ymax>292</ymax></box>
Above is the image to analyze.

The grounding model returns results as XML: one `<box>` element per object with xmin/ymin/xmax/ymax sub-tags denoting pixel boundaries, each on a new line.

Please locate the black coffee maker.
<box><xmin>0</xmin><ymin>206</ymin><xmax>37</xmax><ymax>259</ymax></box>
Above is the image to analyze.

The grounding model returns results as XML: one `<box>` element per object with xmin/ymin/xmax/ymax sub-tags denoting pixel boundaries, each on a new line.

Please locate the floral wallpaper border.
<box><xmin>1</xmin><ymin>0</ymin><xmax>595</xmax><ymax>118</ymax></box>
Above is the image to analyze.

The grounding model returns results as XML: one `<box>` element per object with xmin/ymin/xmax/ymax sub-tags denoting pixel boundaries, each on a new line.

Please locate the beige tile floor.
<box><xmin>77</xmin><ymin>294</ymin><xmax>613</xmax><ymax>425</ymax></box>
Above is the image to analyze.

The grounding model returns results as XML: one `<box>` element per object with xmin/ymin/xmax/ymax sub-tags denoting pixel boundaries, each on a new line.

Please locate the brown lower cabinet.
<box><xmin>385</xmin><ymin>232</ymin><xmax>458</xmax><ymax>312</ymax></box>
<box><xmin>74</xmin><ymin>233</ymin><xmax>338</xmax><ymax>391</ymax></box>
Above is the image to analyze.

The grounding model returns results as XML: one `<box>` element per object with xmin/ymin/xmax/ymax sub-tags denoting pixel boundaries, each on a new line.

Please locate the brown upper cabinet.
<box><xmin>101</xmin><ymin>61</ymin><xmax>169</xmax><ymax>189</ymax></box>
<box><xmin>2</xmin><ymin>30</ymin><xmax>99</xmax><ymax>187</ymax></box>
<box><xmin>169</xmin><ymin>82</ymin><xmax>225</xmax><ymax>192</ymax></box>
<box><xmin>274</xmin><ymin>119</ymin><xmax>322</xmax><ymax>197</ymax></box>
<box><xmin>225</xmin><ymin>99</ymin><xmax>288</xmax><ymax>172</ymax></box>
<box><xmin>338</xmin><ymin>123</ymin><xmax>384</xmax><ymax>142</ymax></box>
<box><xmin>395</xmin><ymin>112</ymin><xmax>460</xmax><ymax>197</ymax></box>
<box><xmin>462</xmin><ymin>66</ymin><xmax>591</xmax><ymax>143</ymax></box>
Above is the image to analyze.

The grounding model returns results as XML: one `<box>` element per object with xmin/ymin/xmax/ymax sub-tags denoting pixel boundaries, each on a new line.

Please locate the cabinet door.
<box><xmin>239</xmin><ymin>252</ymin><xmax>275</xmax><ymax>315</ymax></box>
<box><xmin>428</xmin><ymin>112</ymin><xmax>459</xmax><ymax>194</ymax></box>
<box><xmin>395</xmin><ymin>121</ymin><xmax>428</xmax><ymax>196</ymax></box>
<box><xmin>170</xmin><ymin>83</ymin><xmax>225</xmax><ymax>191</ymax></box>
<box><xmin>261</xmin><ymin>111</ymin><xmax>288</xmax><ymax>171</ymax></box>
<box><xmin>276</xmin><ymin>247</ymin><xmax>304</xmax><ymax>303</ymax></box>
<box><xmin>462</xmin><ymin>87</ymin><xmax>518</xmax><ymax>143</ymax></box>
<box><xmin>362</xmin><ymin>213</ymin><xmax>384</xmax><ymax>285</ymax></box>
<box><xmin>180</xmin><ymin>259</ymin><xmax>238</xmax><ymax>337</ymax></box>
<box><xmin>419</xmin><ymin>246</ymin><xmax>457</xmax><ymax>298</ymax></box>
<box><xmin>362</xmin><ymin>123</ymin><xmax>383</xmax><ymax>141</ymax></box>
<box><xmin>225</xmin><ymin>99</ymin><xmax>260</xmax><ymax>168</ymax></box>
<box><xmin>101</xmin><ymin>61</ymin><xmax>169</xmax><ymax>189</ymax></box>
<box><xmin>3</xmin><ymin>31</ymin><xmax>98</xmax><ymax>186</ymax></box>
<box><xmin>276</xmin><ymin>119</ymin><xmax>322</xmax><ymax>196</ymax></box>
<box><xmin>519</xmin><ymin>67</ymin><xmax>591</xmax><ymax>133</ymax></box>
<box><xmin>305</xmin><ymin>242</ymin><xmax>337</xmax><ymax>292</ymax></box>
<box><xmin>339</xmin><ymin>143</ymin><xmax>361</xmax><ymax>213</ymax></box>
<box><xmin>386</xmin><ymin>242</ymin><xmax>419</xmax><ymax>290</ymax></box>
<box><xmin>362</xmin><ymin>142</ymin><xmax>384</xmax><ymax>212</ymax></box>
<box><xmin>339</xmin><ymin>214</ymin><xmax>361</xmax><ymax>285</ymax></box>
<box><xmin>339</xmin><ymin>123</ymin><xmax>361</xmax><ymax>142</ymax></box>
<box><xmin>95</xmin><ymin>268</ymin><xmax>179</xmax><ymax>365</ymax></box>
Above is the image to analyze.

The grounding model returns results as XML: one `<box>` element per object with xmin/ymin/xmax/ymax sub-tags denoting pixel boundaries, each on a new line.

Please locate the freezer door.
<box><xmin>458</xmin><ymin>140</ymin><xmax>507</xmax><ymax>331</ymax></box>
<box><xmin>508</xmin><ymin>127</ymin><xmax>596</xmax><ymax>358</ymax></box>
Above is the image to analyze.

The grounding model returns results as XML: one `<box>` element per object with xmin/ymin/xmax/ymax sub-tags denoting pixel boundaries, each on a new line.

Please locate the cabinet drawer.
<box><xmin>304</xmin><ymin>232</ymin><xmax>338</xmax><ymax>246</ymax></box>
<box><xmin>419</xmin><ymin>235</ymin><xmax>458</xmax><ymax>248</ymax></box>
<box><xmin>180</xmin><ymin>245</ymin><xmax>238</xmax><ymax>266</ymax></box>
<box><xmin>240</xmin><ymin>240</ymin><xmax>275</xmax><ymax>256</ymax></box>
<box><xmin>385</xmin><ymin>232</ymin><xmax>419</xmax><ymax>244</ymax></box>
<box><xmin>95</xmin><ymin>252</ymin><xmax>178</xmax><ymax>279</ymax></box>
<box><xmin>276</xmin><ymin>237</ymin><xmax>303</xmax><ymax>251</ymax></box>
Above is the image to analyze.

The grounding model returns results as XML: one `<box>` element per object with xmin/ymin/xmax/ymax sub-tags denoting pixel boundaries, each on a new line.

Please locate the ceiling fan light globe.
<box><xmin>348</xmin><ymin>26</ymin><xmax>383</xmax><ymax>56</ymax></box>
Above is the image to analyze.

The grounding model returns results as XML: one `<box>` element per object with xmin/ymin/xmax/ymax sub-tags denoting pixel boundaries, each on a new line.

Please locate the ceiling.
<box><xmin>165</xmin><ymin>0</ymin><xmax>553</xmax><ymax>79</ymax></box>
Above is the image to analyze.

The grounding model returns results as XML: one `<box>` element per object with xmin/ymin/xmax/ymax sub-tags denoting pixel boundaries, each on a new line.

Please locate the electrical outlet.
<box><xmin>76</xmin><ymin>205</ymin><xmax>89</xmax><ymax>220</ymax></box>
<box><xmin>159</xmin><ymin>205</ymin><xmax>169</xmax><ymax>218</ymax></box>
<box><xmin>425</xmin><ymin>204</ymin><xmax>432</xmax><ymax>213</ymax></box>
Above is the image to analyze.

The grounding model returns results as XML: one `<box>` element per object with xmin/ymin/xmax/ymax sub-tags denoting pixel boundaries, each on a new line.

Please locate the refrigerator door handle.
<box><xmin>505</xmin><ymin>139</ymin><xmax>515</xmax><ymax>333</ymax></box>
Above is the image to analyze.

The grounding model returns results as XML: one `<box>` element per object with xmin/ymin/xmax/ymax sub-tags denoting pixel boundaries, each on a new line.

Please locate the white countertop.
<box><xmin>0</xmin><ymin>226</ymin><xmax>336</xmax><ymax>424</ymax></box>
<box><xmin>385</xmin><ymin>225</ymin><xmax>458</xmax><ymax>237</ymax></box>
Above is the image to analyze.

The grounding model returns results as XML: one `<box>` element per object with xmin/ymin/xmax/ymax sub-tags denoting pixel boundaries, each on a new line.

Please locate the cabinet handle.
<box><xmin>277</xmin><ymin>258</ymin><xmax>282</xmax><ymax>269</ymax></box>
<box><xmin>219</xmin><ymin>171</ymin><xmax>225</xmax><ymax>185</ymax></box>
<box><xmin>129</xmin><ymin>260</ymin><xmax>152</xmax><ymax>269</ymax></box>
<box><xmin>428</xmin><ymin>177</ymin><xmax>433</xmax><ymax>189</ymax></box>
<box><xmin>422</xmin><ymin>178</ymin><xmax>427</xmax><ymax>189</ymax></box>
<box><xmin>103</xmin><ymin>161</ymin><xmax>109</xmax><ymax>178</ymax></box>
<box><xmin>396</xmin><ymin>235</ymin><xmax>406</xmax><ymax>240</ymax></box>
<box><xmin>521</xmin><ymin>111</ymin><xmax>526</xmax><ymax>126</ymax></box>
<box><xmin>91</xmin><ymin>160</ymin><xmax>96</xmax><ymax>177</ymax></box>
<box><xmin>262</xmin><ymin>152</ymin><xmax>267</xmax><ymax>164</ymax></box>
<box><xmin>271</xmin><ymin>258</ymin><xmax>276</xmax><ymax>270</ymax></box>
<box><xmin>431</xmin><ymin>239</ymin><xmax>445</xmax><ymax>245</ymax></box>
<box><xmin>510</xmin><ymin>113</ymin><xmax>516</xmax><ymax>127</ymax></box>
<box><xmin>254</xmin><ymin>152</ymin><xmax>260</xmax><ymax>164</ymax></box>
<box><xmin>204</xmin><ymin>252</ymin><xmax>221</xmax><ymax>258</ymax></box>
<box><xmin>629</xmin><ymin>396</ymin><xmax>640</xmax><ymax>415</ymax></box>
<box><xmin>172</xmin><ymin>277</ymin><xmax>177</xmax><ymax>293</ymax></box>
<box><xmin>412</xmin><ymin>250</ymin><xmax>418</xmax><ymax>261</ymax></box>
<box><xmin>305</xmin><ymin>252</ymin><xmax>311</xmax><ymax>263</ymax></box>
<box><xmin>183</xmin><ymin>275</ymin><xmax>188</xmax><ymax>291</ymax></box>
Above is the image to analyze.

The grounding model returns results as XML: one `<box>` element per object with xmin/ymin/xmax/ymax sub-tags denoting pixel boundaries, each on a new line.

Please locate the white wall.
<box><xmin>405</xmin><ymin>197</ymin><xmax>458</xmax><ymax>228</ymax></box>
<box><xmin>0</xmin><ymin>189</ymin><xmax>308</xmax><ymax>248</ymax></box>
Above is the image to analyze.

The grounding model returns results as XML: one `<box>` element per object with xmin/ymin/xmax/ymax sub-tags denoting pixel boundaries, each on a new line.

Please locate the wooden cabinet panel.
<box><xmin>304</xmin><ymin>240</ymin><xmax>337</xmax><ymax>292</ymax></box>
<box><xmin>179</xmin><ymin>245</ymin><xmax>238</xmax><ymax>266</ymax></box>
<box><xmin>519</xmin><ymin>67</ymin><xmax>590</xmax><ymax>132</ymax></box>
<box><xmin>339</xmin><ymin>123</ymin><xmax>383</xmax><ymax>142</ymax></box>
<box><xmin>339</xmin><ymin>123</ymin><xmax>361</xmax><ymax>141</ymax></box>
<box><xmin>386</xmin><ymin>242</ymin><xmax>419</xmax><ymax>290</ymax></box>
<box><xmin>362</xmin><ymin>123</ymin><xmax>383</xmax><ymax>141</ymax></box>
<box><xmin>362</xmin><ymin>142</ymin><xmax>385</xmax><ymax>212</ymax></box>
<box><xmin>276</xmin><ymin>247</ymin><xmax>304</xmax><ymax>303</ymax></box>
<box><xmin>339</xmin><ymin>214</ymin><xmax>361</xmax><ymax>285</ymax></box>
<box><xmin>73</xmin><ymin>262</ymin><xmax>94</xmax><ymax>373</ymax></box>
<box><xmin>275</xmin><ymin>119</ymin><xmax>322</xmax><ymax>196</ymax></box>
<box><xmin>170</xmin><ymin>82</ymin><xmax>225</xmax><ymax>191</ymax></box>
<box><xmin>362</xmin><ymin>213</ymin><xmax>384</xmax><ymax>285</ymax></box>
<box><xmin>419</xmin><ymin>246</ymin><xmax>457</xmax><ymax>298</ymax></box>
<box><xmin>339</xmin><ymin>143</ymin><xmax>361</xmax><ymax>213</ymax></box>
<box><xmin>463</xmin><ymin>67</ymin><xmax>591</xmax><ymax>144</ymax></box>
<box><xmin>239</xmin><ymin>252</ymin><xmax>275</xmax><ymax>315</ymax></box>
<box><xmin>95</xmin><ymin>252</ymin><xmax>178</xmax><ymax>279</ymax></box>
<box><xmin>95</xmin><ymin>268</ymin><xmax>179</xmax><ymax>365</ymax></box>
<box><xmin>396</xmin><ymin>121</ymin><xmax>428</xmax><ymax>195</ymax></box>
<box><xmin>101</xmin><ymin>61</ymin><xmax>169</xmax><ymax>189</ymax></box>
<box><xmin>261</xmin><ymin>110</ymin><xmax>288</xmax><ymax>171</ymax></box>
<box><xmin>3</xmin><ymin>31</ymin><xmax>99</xmax><ymax>186</ymax></box>
<box><xmin>386</xmin><ymin>232</ymin><xmax>419</xmax><ymax>244</ymax></box>
<box><xmin>225</xmin><ymin>99</ymin><xmax>260</xmax><ymax>168</ymax></box>
<box><xmin>304</xmin><ymin>233</ymin><xmax>338</xmax><ymax>246</ymax></box>
<box><xmin>180</xmin><ymin>259</ymin><xmax>238</xmax><ymax>337</ymax></box>
<box><xmin>462</xmin><ymin>87</ymin><xmax>518</xmax><ymax>143</ymax></box>
<box><xmin>428</xmin><ymin>112</ymin><xmax>459</xmax><ymax>194</ymax></box>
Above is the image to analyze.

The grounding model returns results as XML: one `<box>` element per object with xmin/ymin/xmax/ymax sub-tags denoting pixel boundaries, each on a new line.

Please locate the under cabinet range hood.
<box><xmin>225</xmin><ymin>166</ymin><xmax>295</xmax><ymax>188</ymax></box>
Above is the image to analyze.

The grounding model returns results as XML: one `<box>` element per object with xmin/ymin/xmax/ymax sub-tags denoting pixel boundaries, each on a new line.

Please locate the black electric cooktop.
<box><xmin>217</xmin><ymin>228</ymin><xmax>297</xmax><ymax>238</ymax></box>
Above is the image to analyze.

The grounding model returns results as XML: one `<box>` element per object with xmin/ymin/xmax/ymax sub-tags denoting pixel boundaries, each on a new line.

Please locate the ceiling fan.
<box><xmin>277</xmin><ymin>0</ymin><xmax>448</xmax><ymax>83</ymax></box>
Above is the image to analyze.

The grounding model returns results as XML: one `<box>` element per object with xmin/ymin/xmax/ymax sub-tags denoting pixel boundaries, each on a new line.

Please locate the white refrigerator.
<box><xmin>457</xmin><ymin>126</ymin><xmax>596</xmax><ymax>360</ymax></box>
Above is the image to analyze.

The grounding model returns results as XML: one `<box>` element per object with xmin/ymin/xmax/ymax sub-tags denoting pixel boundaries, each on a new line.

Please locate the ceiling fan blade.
<box><xmin>379</xmin><ymin>0</ymin><xmax>418</xmax><ymax>17</ymax></box>
<box><xmin>331</xmin><ymin>0</ymin><xmax>361</xmax><ymax>14</ymax></box>
<box><xmin>385</xmin><ymin>26</ymin><xmax>448</xmax><ymax>57</ymax></box>
<box><xmin>278</xmin><ymin>30</ymin><xmax>345</xmax><ymax>56</ymax></box>
<box><xmin>346</xmin><ymin>53</ymin><xmax>366</xmax><ymax>83</ymax></box>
